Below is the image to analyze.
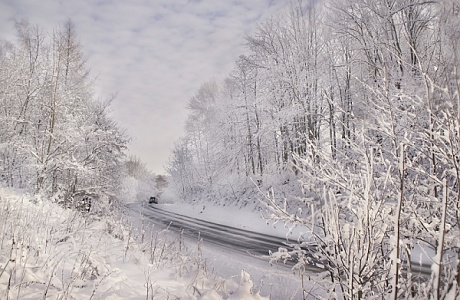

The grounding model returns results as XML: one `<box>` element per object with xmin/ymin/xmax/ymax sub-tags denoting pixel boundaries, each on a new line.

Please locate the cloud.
<box><xmin>0</xmin><ymin>0</ymin><xmax>291</xmax><ymax>174</ymax></box>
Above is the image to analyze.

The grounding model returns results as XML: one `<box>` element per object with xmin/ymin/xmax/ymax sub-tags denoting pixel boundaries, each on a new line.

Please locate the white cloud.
<box><xmin>0</xmin><ymin>0</ymin><xmax>291</xmax><ymax>174</ymax></box>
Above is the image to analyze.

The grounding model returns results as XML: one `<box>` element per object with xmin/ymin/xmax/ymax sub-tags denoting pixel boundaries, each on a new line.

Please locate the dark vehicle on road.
<box><xmin>149</xmin><ymin>196</ymin><xmax>158</xmax><ymax>204</ymax></box>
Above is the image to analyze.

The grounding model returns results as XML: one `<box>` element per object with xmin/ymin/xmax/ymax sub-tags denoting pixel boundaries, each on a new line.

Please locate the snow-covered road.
<box><xmin>125</xmin><ymin>201</ymin><xmax>434</xmax><ymax>298</ymax></box>
<box><xmin>126</xmin><ymin>202</ymin><xmax>326</xmax><ymax>299</ymax></box>
<box><xmin>141</xmin><ymin>204</ymin><xmax>319</xmax><ymax>269</ymax></box>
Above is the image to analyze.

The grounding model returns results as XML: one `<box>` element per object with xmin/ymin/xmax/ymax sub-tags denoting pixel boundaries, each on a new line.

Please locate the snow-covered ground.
<box><xmin>0</xmin><ymin>187</ymin><xmax>273</xmax><ymax>299</ymax></box>
<box><xmin>0</xmin><ymin>185</ymin><xmax>436</xmax><ymax>299</ymax></box>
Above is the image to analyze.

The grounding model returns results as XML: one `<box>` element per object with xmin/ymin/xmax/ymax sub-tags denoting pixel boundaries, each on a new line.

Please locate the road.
<box><xmin>134</xmin><ymin>204</ymin><xmax>432</xmax><ymax>275</ymax></box>
<box><xmin>128</xmin><ymin>203</ymin><xmax>322</xmax><ymax>272</ymax></box>
<box><xmin>126</xmin><ymin>202</ymin><xmax>432</xmax><ymax>298</ymax></box>
<box><xmin>127</xmin><ymin>202</ymin><xmax>326</xmax><ymax>298</ymax></box>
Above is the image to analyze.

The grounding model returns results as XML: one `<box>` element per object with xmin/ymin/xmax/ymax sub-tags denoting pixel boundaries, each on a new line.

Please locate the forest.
<box><xmin>0</xmin><ymin>20</ymin><xmax>129</xmax><ymax>211</ymax></box>
<box><xmin>167</xmin><ymin>0</ymin><xmax>460</xmax><ymax>298</ymax></box>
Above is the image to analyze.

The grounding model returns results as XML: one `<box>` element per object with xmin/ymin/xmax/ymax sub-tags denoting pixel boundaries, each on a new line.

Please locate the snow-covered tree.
<box><xmin>0</xmin><ymin>20</ymin><xmax>128</xmax><ymax>211</ymax></box>
<box><xmin>266</xmin><ymin>0</ymin><xmax>460</xmax><ymax>298</ymax></box>
<box><xmin>166</xmin><ymin>0</ymin><xmax>460</xmax><ymax>298</ymax></box>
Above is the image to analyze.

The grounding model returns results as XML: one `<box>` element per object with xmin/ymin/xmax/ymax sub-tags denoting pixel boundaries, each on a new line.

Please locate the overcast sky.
<box><xmin>0</xmin><ymin>0</ymin><xmax>291</xmax><ymax>174</ymax></box>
